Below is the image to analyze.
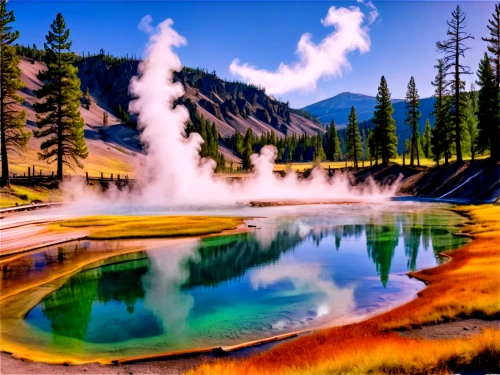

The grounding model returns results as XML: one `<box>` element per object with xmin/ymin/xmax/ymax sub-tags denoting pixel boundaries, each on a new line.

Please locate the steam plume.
<box><xmin>125</xmin><ymin>17</ymin><xmax>396</xmax><ymax>206</ymax></box>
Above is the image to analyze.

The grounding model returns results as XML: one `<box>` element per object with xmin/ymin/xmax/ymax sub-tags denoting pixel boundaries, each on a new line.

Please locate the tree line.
<box><xmin>211</xmin><ymin>4</ymin><xmax>500</xmax><ymax>171</ymax></box>
<box><xmin>15</xmin><ymin>43</ymin><xmax>139</xmax><ymax>65</ymax></box>
<box><xmin>1</xmin><ymin>3</ymin><xmax>499</xmax><ymax>186</ymax></box>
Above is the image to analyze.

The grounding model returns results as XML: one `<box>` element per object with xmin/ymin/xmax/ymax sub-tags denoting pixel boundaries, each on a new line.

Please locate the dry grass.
<box><xmin>273</xmin><ymin>155</ymin><xmax>490</xmax><ymax>172</ymax></box>
<box><xmin>8</xmin><ymin>143</ymin><xmax>137</xmax><ymax>178</ymax></box>
<box><xmin>56</xmin><ymin>215</ymin><xmax>244</xmax><ymax>239</ymax></box>
<box><xmin>0</xmin><ymin>185</ymin><xmax>63</xmax><ymax>208</ymax></box>
<box><xmin>188</xmin><ymin>204</ymin><xmax>500</xmax><ymax>375</ymax></box>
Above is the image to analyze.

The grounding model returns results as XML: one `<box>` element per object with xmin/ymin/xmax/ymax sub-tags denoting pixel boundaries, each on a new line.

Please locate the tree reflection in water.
<box><xmin>31</xmin><ymin>210</ymin><xmax>468</xmax><ymax>344</ymax></box>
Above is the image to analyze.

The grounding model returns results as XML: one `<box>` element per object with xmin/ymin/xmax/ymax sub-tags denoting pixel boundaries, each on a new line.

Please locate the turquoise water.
<box><xmin>25</xmin><ymin>205</ymin><xmax>469</xmax><ymax>352</ymax></box>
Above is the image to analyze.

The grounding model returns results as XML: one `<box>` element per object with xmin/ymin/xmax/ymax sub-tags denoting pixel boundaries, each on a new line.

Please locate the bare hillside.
<box><xmin>75</xmin><ymin>57</ymin><xmax>325</xmax><ymax>138</ymax></box>
<box><xmin>12</xmin><ymin>58</ymin><xmax>142</xmax><ymax>177</ymax></box>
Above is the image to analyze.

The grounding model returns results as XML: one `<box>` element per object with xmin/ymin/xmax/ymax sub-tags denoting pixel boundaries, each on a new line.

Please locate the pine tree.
<box><xmin>205</xmin><ymin>120</ymin><xmax>215</xmax><ymax>158</ymax></box>
<box><xmin>270</xmin><ymin>130</ymin><xmax>277</xmax><ymax>147</ymax></box>
<box><xmin>373</xmin><ymin>76</ymin><xmax>398</xmax><ymax>164</ymax></box>
<box><xmin>242</xmin><ymin>127</ymin><xmax>253</xmax><ymax>170</ymax></box>
<box><xmin>215</xmin><ymin>153</ymin><xmax>226</xmax><ymax>172</ymax></box>
<box><xmin>116</xmin><ymin>104</ymin><xmax>129</xmax><ymax>124</ymax></box>
<box><xmin>436</xmin><ymin>5</ymin><xmax>474</xmax><ymax>162</ymax></box>
<box><xmin>431</xmin><ymin>59</ymin><xmax>454</xmax><ymax>164</ymax></box>
<box><xmin>33</xmin><ymin>13</ymin><xmax>88</xmax><ymax>180</ymax></box>
<box><xmin>422</xmin><ymin>119</ymin><xmax>432</xmax><ymax>159</ymax></box>
<box><xmin>367</xmin><ymin>129</ymin><xmax>377</xmax><ymax>166</ymax></box>
<box><xmin>0</xmin><ymin>1</ymin><xmax>30</xmax><ymax>187</ymax></box>
<box><xmin>313</xmin><ymin>132</ymin><xmax>326</xmax><ymax>162</ymax></box>
<box><xmin>482</xmin><ymin>4</ymin><xmax>500</xmax><ymax>86</ymax></box>
<box><xmin>476</xmin><ymin>53</ymin><xmax>500</xmax><ymax>160</ymax></box>
<box><xmin>83</xmin><ymin>87</ymin><xmax>91</xmax><ymax>110</ymax></box>
<box><xmin>346</xmin><ymin>107</ymin><xmax>363</xmax><ymax>169</ymax></box>
<box><xmin>404</xmin><ymin>77</ymin><xmax>421</xmax><ymax>166</ymax></box>
<box><xmin>234</xmin><ymin>131</ymin><xmax>244</xmax><ymax>155</ymax></box>
<box><xmin>103</xmin><ymin>111</ymin><xmax>108</xmax><ymax>126</ymax></box>
<box><xmin>403</xmin><ymin>137</ymin><xmax>411</xmax><ymax>166</ymax></box>
<box><xmin>210</xmin><ymin>122</ymin><xmax>219</xmax><ymax>159</ymax></box>
<box><xmin>326</xmin><ymin>120</ymin><xmax>341</xmax><ymax>161</ymax></box>
<box><xmin>361</xmin><ymin>128</ymin><xmax>367</xmax><ymax>167</ymax></box>
<box><xmin>464</xmin><ymin>84</ymin><xmax>478</xmax><ymax>161</ymax></box>
<box><xmin>199</xmin><ymin>119</ymin><xmax>208</xmax><ymax>157</ymax></box>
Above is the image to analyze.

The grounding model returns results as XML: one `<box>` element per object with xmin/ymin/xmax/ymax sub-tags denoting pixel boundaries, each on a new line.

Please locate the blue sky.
<box><xmin>11</xmin><ymin>1</ymin><xmax>495</xmax><ymax>108</ymax></box>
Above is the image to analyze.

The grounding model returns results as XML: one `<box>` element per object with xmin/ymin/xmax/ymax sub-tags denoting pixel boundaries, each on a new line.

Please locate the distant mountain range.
<box><xmin>303</xmin><ymin>92</ymin><xmax>436</xmax><ymax>153</ymax></box>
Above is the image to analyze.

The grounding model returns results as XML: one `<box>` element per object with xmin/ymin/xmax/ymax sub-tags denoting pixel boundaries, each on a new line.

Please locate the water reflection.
<box><xmin>25</xmin><ymin>209</ymin><xmax>469</xmax><ymax>348</ymax></box>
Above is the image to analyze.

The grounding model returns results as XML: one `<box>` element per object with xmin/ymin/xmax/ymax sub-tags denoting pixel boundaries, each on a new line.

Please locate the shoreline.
<box><xmin>0</xmin><ymin>203</ymin><xmax>498</xmax><ymax>374</ymax></box>
<box><xmin>188</xmin><ymin>204</ymin><xmax>500</xmax><ymax>375</ymax></box>
<box><xmin>0</xmin><ymin>210</ymin><xmax>425</xmax><ymax>366</ymax></box>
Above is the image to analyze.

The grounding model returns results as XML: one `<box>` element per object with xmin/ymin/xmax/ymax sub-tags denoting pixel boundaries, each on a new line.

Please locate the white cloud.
<box><xmin>138</xmin><ymin>15</ymin><xmax>154</xmax><ymax>34</ymax></box>
<box><xmin>357</xmin><ymin>0</ymin><xmax>380</xmax><ymax>26</ymax></box>
<box><xmin>229</xmin><ymin>5</ymin><xmax>378</xmax><ymax>95</ymax></box>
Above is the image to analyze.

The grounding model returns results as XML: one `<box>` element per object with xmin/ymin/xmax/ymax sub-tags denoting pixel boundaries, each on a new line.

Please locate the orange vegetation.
<box><xmin>188</xmin><ymin>204</ymin><xmax>500</xmax><ymax>375</ymax></box>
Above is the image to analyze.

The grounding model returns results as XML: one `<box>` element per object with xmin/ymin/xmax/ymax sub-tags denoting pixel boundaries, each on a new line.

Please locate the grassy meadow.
<box><xmin>0</xmin><ymin>185</ymin><xmax>63</xmax><ymax>208</ymax></box>
<box><xmin>272</xmin><ymin>154</ymin><xmax>490</xmax><ymax>172</ymax></box>
<box><xmin>56</xmin><ymin>215</ymin><xmax>245</xmax><ymax>239</ymax></box>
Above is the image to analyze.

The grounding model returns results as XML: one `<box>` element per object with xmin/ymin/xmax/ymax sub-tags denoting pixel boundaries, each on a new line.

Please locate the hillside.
<box><xmin>11</xmin><ymin>58</ymin><xmax>142</xmax><ymax>178</ymax></box>
<box><xmin>303</xmin><ymin>92</ymin><xmax>404</xmax><ymax>126</ymax></box>
<box><xmin>76</xmin><ymin>56</ymin><xmax>325</xmax><ymax>138</ymax></box>
<box><xmin>12</xmin><ymin>56</ymin><xmax>328</xmax><ymax>177</ymax></box>
<box><xmin>303</xmin><ymin>92</ymin><xmax>436</xmax><ymax>153</ymax></box>
<box><xmin>351</xmin><ymin>159</ymin><xmax>499</xmax><ymax>203</ymax></box>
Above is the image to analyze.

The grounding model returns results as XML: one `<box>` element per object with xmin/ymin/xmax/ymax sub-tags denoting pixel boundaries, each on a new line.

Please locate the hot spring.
<box><xmin>3</xmin><ymin>203</ymin><xmax>469</xmax><ymax>361</ymax></box>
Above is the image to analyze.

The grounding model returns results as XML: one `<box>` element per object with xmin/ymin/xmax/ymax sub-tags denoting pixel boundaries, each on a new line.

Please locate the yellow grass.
<box><xmin>273</xmin><ymin>154</ymin><xmax>490</xmax><ymax>172</ymax></box>
<box><xmin>0</xmin><ymin>185</ymin><xmax>63</xmax><ymax>208</ymax></box>
<box><xmin>56</xmin><ymin>215</ymin><xmax>244</xmax><ymax>239</ymax></box>
<box><xmin>8</xmin><ymin>144</ymin><xmax>136</xmax><ymax>178</ymax></box>
<box><xmin>189</xmin><ymin>204</ymin><xmax>500</xmax><ymax>375</ymax></box>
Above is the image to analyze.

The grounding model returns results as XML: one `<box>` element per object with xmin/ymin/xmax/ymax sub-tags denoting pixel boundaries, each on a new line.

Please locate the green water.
<box><xmin>24</xmin><ymin>204</ymin><xmax>469</xmax><ymax>355</ymax></box>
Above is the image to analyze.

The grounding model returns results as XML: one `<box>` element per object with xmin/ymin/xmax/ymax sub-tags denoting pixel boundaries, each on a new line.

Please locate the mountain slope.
<box><xmin>304</xmin><ymin>92</ymin><xmax>436</xmax><ymax>153</ymax></box>
<box><xmin>303</xmin><ymin>92</ymin><xmax>405</xmax><ymax>126</ymax></box>
<box><xmin>12</xmin><ymin>58</ymin><xmax>143</xmax><ymax>177</ymax></box>
<box><xmin>76</xmin><ymin>57</ymin><xmax>325</xmax><ymax>138</ymax></box>
<box><xmin>12</xmin><ymin>56</ymin><xmax>326</xmax><ymax>177</ymax></box>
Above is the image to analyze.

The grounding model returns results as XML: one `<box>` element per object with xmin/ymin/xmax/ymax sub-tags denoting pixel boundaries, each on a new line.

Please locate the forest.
<box><xmin>1</xmin><ymin>3</ymin><xmax>499</xmax><ymax>185</ymax></box>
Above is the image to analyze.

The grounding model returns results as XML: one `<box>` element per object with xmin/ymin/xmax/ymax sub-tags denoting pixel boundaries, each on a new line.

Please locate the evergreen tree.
<box><xmin>482</xmin><ymin>4</ymin><xmax>500</xmax><ymax>86</ymax></box>
<box><xmin>33</xmin><ymin>13</ymin><xmax>88</xmax><ymax>180</ymax></box>
<box><xmin>415</xmin><ymin>130</ymin><xmax>425</xmax><ymax>159</ymax></box>
<box><xmin>436</xmin><ymin>5</ymin><xmax>474</xmax><ymax>162</ymax></box>
<box><xmin>234</xmin><ymin>131</ymin><xmax>244</xmax><ymax>155</ymax></box>
<box><xmin>210</xmin><ymin>122</ymin><xmax>219</xmax><ymax>159</ymax></box>
<box><xmin>242</xmin><ymin>127</ymin><xmax>253</xmax><ymax>170</ymax></box>
<box><xmin>465</xmin><ymin>84</ymin><xmax>478</xmax><ymax>161</ymax></box>
<box><xmin>373</xmin><ymin>76</ymin><xmax>398</xmax><ymax>164</ymax></box>
<box><xmin>215</xmin><ymin>153</ymin><xmax>226</xmax><ymax>172</ymax></box>
<box><xmin>199</xmin><ymin>119</ymin><xmax>208</xmax><ymax>157</ymax></box>
<box><xmin>103</xmin><ymin>111</ymin><xmax>108</xmax><ymax>126</ymax></box>
<box><xmin>115</xmin><ymin>104</ymin><xmax>129</xmax><ymax>124</ymax></box>
<box><xmin>346</xmin><ymin>107</ymin><xmax>363</xmax><ymax>169</ymax></box>
<box><xmin>422</xmin><ymin>119</ymin><xmax>432</xmax><ymax>159</ymax></box>
<box><xmin>403</xmin><ymin>137</ymin><xmax>411</xmax><ymax>166</ymax></box>
<box><xmin>431</xmin><ymin>59</ymin><xmax>454</xmax><ymax>164</ymax></box>
<box><xmin>404</xmin><ymin>76</ymin><xmax>421</xmax><ymax>166</ymax></box>
<box><xmin>0</xmin><ymin>1</ymin><xmax>30</xmax><ymax>187</ymax></box>
<box><xmin>83</xmin><ymin>87</ymin><xmax>91</xmax><ymax>110</ymax></box>
<box><xmin>270</xmin><ymin>130</ymin><xmax>277</xmax><ymax>147</ymax></box>
<box><xmin>313</xmin><ymin>132</ymin><xmax>326</xmax><ymax>162</ymax></box>
<box><xmin>476</xmin><ymin>53</ymin><xmax>500</xmax><ymax>160</ymax></box>
<box><xmin>205</xmin><ymin>120</ymin><xmax>215</xmax><ymax>158</ymax></box>
<box><xmin>326</xmin><ymin>120</ymin><xmax>341</xmax><ymax>161</ymax></box>
<box><xmin>367</xmin><ymin>129</ymin><xmax>377</xmax><ymax>165</ymax></box>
